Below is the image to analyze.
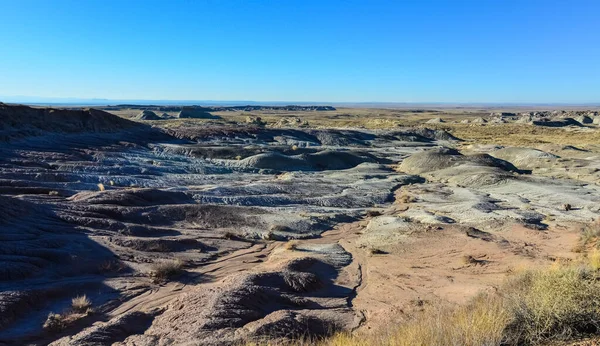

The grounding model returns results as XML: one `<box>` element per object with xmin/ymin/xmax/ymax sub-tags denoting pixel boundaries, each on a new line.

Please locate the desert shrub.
<box><xmin>262</xmin><ymin>231</ymin><xmax>275</xmax><ymax>240</ymax></box>
<box><xmin>366</xmin><ymin>210</ymin><xmax>382</xmax><ymax>217</ymax></box>
<box><xmin>224</xmin><ymin>231</ymin><xmax>239</xmax><ymax>240</ymax></box>
<box><xmin>43</xmin><ymin>307</ymin><xmax>93</xmax><ymax>334</ymax></box>
<box><xmin>150</xmin><ymin>259</ymin><xmax>184</xmax><ymax>282</ymax></box>
<box><xmin>285</xmin><ymin>240</ymin><xmax>299</xmax><ymax>251</ymax></box>
<box><xmin>462</xmin><ymin>255</ymin><xmax>486</xmax><ymax>266</ymax></box>
<box><xmin>43</xmin><ymin>313</ymin><xmax>66</xmax><ymax>332</ymax></box>
<box><xmin>397</xmin><ymin>192</ymin><xmax>417</xmax><ymax>204</ymax></box>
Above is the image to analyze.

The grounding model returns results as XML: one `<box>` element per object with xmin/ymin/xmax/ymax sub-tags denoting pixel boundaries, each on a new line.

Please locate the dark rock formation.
<box><xmin>177</xmin><ymin>106</ymin><xmax>221</xmax><ymax>119</ymax></box>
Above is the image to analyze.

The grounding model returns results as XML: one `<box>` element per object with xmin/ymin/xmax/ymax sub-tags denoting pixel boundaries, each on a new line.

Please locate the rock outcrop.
<box><xmin>136</xmin><ymin>110</ymin><xmax>161</xmax><ymax>120</ymax></box>
<box><xmin>177</xmin><ymin>106</ymin><xmax>221</xmax><ymax>119</ymax></box>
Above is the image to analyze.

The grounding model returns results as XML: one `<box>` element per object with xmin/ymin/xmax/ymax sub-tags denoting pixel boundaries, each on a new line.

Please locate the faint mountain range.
<box><xmin>2</xmin><ymin>95</ymin><xmax>600</xmax><ymax>108</ymax></box>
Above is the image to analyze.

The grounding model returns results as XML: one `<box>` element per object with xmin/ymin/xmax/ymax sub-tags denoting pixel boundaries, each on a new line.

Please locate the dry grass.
<box><xmin>43</xmin><ymin>296</ymin><xmax>94</xmax><ymax>333</ymax></box>
<box><xmin>246</xmin><ymin>256</ymin><xmax>600</xmax><ymax>346</ymax></box>
<box><xmin>387</xmin><ymin>294</ymin><xmax>508</xmax><ymax>346</ymax></box>
<box><xmin>397</xmin><ymin>192</ymin><xmax>417</xmax><ymax>204</ymax></box>
<box><xmin>98</xmin><ymin>259</ymin><xmax>127</xmax><ymax>274</ymax></box>
<box><xmin>581</xmin><ymin>220</ymin><xmax>600</xmax><ymax>247</ymax></box>
<box><xmin>71</xmin><ymin>295</ymin><xmax>92</xmax><ymax>313</ymax></box>
<box><xmin>589</xmin><ymin>249</ymin><xmax>600</xmax><ymax>270</ymax></box>
<box><xmin>285</xmin><ymin>240</ymin><xmax>299</xmax><ymax>251</ymax></box>
<box><xmin>43</xmin><ymin>312</ymin><xmax>67</xmax><ymax>332</ymax></box>
<box><xmin>437</xmin><ymin>123</ymin><xmax>600</xmax><ymax>147</ymax></box>
<box><xmin>150</xmin><ymin>259</ymin><xmax>184</xmax><ymax>282</ymax></box>
<box><xmin>97</xmin><ymin>183</ymin><xmax>105</xmax><ymax>191</ymax></box>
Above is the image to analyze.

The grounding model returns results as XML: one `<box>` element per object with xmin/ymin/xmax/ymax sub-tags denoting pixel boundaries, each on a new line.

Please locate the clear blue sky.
<box><xmin>1</xmin><ymin>0</ymin><xmax>599</xmax><ymax>103</ymax></box>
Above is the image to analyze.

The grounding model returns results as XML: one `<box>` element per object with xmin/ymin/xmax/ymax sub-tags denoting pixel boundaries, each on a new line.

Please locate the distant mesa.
<box><xmin>136</xmin><ymin>110</ymin><xmax>161</xmax><ymax>120</ymax></box>
<box><xmin>213</xmin><ymin>105</ymin><xmax>336</xmax><ymax>112</ymax></box>
<box><xmin>177</xmin><ymin>106</ymin><xmax>221</xmax><ymax>119</ymax></box>
<box><xmin>102</xmin><ymin>104</ymin><xmax>336</xmax><ymax>113</ymax></box>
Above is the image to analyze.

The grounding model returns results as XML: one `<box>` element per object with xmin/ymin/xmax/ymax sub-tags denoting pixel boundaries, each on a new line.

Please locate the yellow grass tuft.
<box><xmin>150</xmin><ymin>259</ymin><xmax>184</xmax><ymax>282</ymax></box>
<box><xmin>285</xmin><ymin>240</ymin><xmax>299</xmax><ymax>251</ymax></box>
<box><xmin>71</xmin><ymin>295</ymin><xmax>92</xmax><ymax>313</ymax></box>
<box><xmin>590</xmin><ymin>249</ymin><xmax>600</xmax><ymax>270</ymax></box>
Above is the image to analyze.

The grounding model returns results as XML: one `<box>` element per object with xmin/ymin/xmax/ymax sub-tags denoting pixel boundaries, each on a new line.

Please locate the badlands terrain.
<box><xmin>2</xmin><ymin>103</ymin><xmax>600</xmax><ymax>345</ymax></box>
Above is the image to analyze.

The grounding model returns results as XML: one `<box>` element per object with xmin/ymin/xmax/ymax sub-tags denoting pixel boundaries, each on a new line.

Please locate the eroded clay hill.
<box><xmin>1</xmin><ymin>104</ymin><xmax>599</xmax><ymax>345</ymax></box>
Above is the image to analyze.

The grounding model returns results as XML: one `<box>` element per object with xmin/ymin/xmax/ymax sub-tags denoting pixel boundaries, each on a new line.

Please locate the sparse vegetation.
<box><xmin>589</xmin><ymin>249</ymin><xmax>600</xmax><ymax>270</ymax></box>
<box><xmin>43</xmin><ymin>296</ymin><xmax>94</xmax><ymax>333</ymax></box>
<box><xmin>245</xmin><ymin>251</ymin><xmax>600</xmax><ymax>346</ymax></box>
<box><xmin>562</xmin><ymin>203</ymin><xmax>573</xmax><ymax>211</ymax></box>
<box><xmin>98</xmin><ymin>259</ymin><xmax>127</xmax><ymax>274</ymax></box>
<box><xmin>366</xmin><ymin>210</ymin><xmax>382</xmax><ymax>217</ymax></box>
<box><xmin>462</xmin><ymin>255</ymin><xmax>486</xmax><ymax>266</ymax></box>
<box><xmin>581</xmin><ymin>219</ymin><xmax>600</xmax><ymax>247</ymax></box>
<box><xmin>97</xmin><ymin>183</ymin><xmax>105</xmax><ymax>191</ymax></box>
<box><xmin>368</xmin><ymin>248</ymin><xmax>387</xmax><ymax>255</ymax></box>
<box><xmin>285</xmin><ymin>240</ymin><xmax>299</xmax><ymax>251</ymax></box>
<box><xmin>262</xmin><ymin>231</ymin><xmax>276</xmax><ymax>240</ymax></box>
<box><xmin>43</xmin><ymin>313</ymin><xmax>66</xmax><ymax>332</ymax></box>
<box><xmin>224</xmin><ymin>231</ymin><xmax>239</xmax><ymax>240</ymax></box>
<box><xmin>397</xmin><ymin>192</ymin><xmax>417</xmax><ymax>204</ymax></box>
<box><xmin>71</xmin><ymin>295</ymin><xmax>92</xmax><ymax>313</ymax></box>
<box><xmin>150</xmin><ymin>259</ymin><xmax>184</xmax><ymax>282</ymax></box>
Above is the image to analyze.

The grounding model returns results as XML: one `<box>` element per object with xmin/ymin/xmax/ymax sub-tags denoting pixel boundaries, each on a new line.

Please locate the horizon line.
<box><xmin>2</xmin><ymin>96</ymin><xmax>600</xmax><ymax>108</ymax></box>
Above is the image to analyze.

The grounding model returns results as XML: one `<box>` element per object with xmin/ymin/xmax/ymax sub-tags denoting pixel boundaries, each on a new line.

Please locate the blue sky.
<box><xmin>1</xmin><ymin>0</ymin><xmax>599</xmax><ymax>103</ymax></box>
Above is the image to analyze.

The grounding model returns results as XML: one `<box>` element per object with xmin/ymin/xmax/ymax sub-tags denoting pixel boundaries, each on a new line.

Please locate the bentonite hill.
<box><xmin>2</xmin><ymin>103</ymin><xmax>600</xmax><ymax>345</ymax></box>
